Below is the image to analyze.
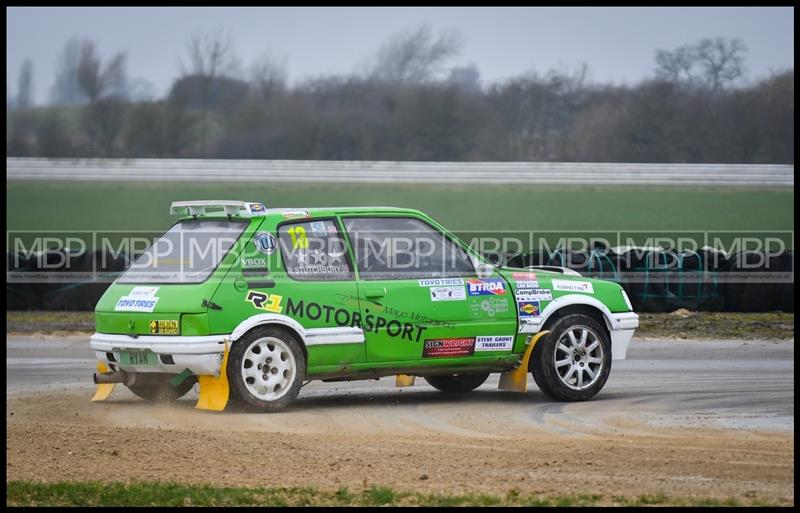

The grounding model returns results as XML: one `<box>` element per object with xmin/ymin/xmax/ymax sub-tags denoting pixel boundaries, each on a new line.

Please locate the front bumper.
<box><xmin>90</xmin><ymin>333</ymin><xmax>229</xmax><ymax>376</ymax></box>
<box><xmin>520</xmin><ymin>311</ymin><xmax>639</xmax><ymax>360</ymax></box>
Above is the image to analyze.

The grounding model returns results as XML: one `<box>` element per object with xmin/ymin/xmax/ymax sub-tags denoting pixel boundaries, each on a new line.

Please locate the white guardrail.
<box><xmin>6</xmin><ymin>158</ymin><xmax>794</xmax><ymax>186</ymax></box>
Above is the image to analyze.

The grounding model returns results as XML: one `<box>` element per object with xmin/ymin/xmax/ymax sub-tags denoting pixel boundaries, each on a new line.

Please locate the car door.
<box><xmin>341</xmin><ymin>214</ymin><xmax>517</xmax><ymax>363</ymax></box>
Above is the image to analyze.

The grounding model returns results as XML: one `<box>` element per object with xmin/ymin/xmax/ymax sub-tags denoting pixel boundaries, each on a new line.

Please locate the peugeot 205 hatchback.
<box><xmin>91</xmin><ymin>200</ymin><xmax>639</xmax><ymax>412</ymax></box>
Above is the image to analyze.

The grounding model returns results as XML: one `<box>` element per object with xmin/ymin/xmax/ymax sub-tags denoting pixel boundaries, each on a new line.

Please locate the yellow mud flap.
<box><xmin>498</xmin><ymin>330</ymin><xmax>550</xmax><ymax>393</ymax></box>
<box><xmin>91</xmin><ymin>362</ymin><xmax>116</xmax><ymax>401</ymax></box>
<box><xmin>395</xmin><ymin>374</ymin><xmax>416</xmax><ymax>387</ymax></box>
<box><xmin>195</xmin><ymin>339</ymin><xmax>230</xmax><ymax>411</ymax></box>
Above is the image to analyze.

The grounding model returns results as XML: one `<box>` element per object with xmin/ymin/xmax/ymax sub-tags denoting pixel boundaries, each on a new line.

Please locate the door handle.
<box><xmin>364</xmin><ymin>287</ymin><xmax>386</xmax><ymax>299</ymax></box>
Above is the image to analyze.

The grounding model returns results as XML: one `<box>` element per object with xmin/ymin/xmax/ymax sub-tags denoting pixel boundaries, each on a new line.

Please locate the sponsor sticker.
<box><xmin>517</xmin><ymin>300</ymin><xmax>541</xmax><ymax>319</ymax></box>
<box><xmin>281</xmin><ymin>210</ymin><xmax>310</xmax><ymax>219</ymax></box>
<box><xmin>470</xmin><ymin>296</ymin><xmax>509</xmax><ymax>317</ymax></box>
<box><xmin>551</xmin><ymin>279</ymin><xmax>594</xmax><ymax>294</ymax></box>
<box><xmin>512</xmin><ymin>272</ymin><xmax>537</xmax><ymax>280</ymax></box>
<box><xmin>418</xmin><ymin>278</ymin><xmax>464</xmax><ymax>287</ymax></box>
<box><xmin>254</xmin><ymin>232</ymin><xmax>277</xmax><ymax>254</ymax></box>
<box><xmin>423</xmin><ymin>337</ymin><xmax>476</xmax><ymax>358</ymax></box>
<box><xmin>466</xmin><ymin>278</ymin><xmax>507</xmax><ymax>296</ymax></box>
<box><xmin>115</xmin><ymin>287</ymin><xmax>160</xmax><ymax>312</ymax></box>
<box><xmin>515</xmin><ymin>280</ymin><xmax>539</xmax><ymax>289</ymax></box>
<box><xmin>475</xmin><ymin>336</ymin><xmax>514</xmax><ymax>351</ymax></box>
<box><xmin>149</xmin><ymin>319</ymin><xmax>179</xmax><ymax>335</ymax></box>
<box><xmin>310</xmin><ymin>221</ymin><xmax>327</xmax><ymax>234</ymax></box>
<box><xmin>243</xmin><ymin>257</ymin><xmax>267</xmax><ymax>267</ymax></box>
<box><xmin>430</xmin><ymin>285</ymin><xmax>466</xmax><ymax>301</ymax></box>
<box><xmin>246</xmin><ymin>290</ymin><xmax>284</xmax><ymax>313</ymax></box>
<box><xmin>129</xmin><ymin>286</ymin><xmax>159</xmax><ymax>297</ymax></box>
<box><xmin>515</xmin><ymin>288</ymin><xmax>553</xmax><ymax>302</ymax></box>
<box><xmin>249</xmin><ymin>203</ymin><xmax>267</xmax><ymax>214</ymax></box>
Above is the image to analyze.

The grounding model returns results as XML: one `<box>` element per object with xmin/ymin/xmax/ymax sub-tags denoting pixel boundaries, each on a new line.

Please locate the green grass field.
<box><xmin>6</xmin><ymin>481</ymin><xmax>770</xmax><ymax>507</ymax></box>
<box><xmin>7</xmin><ymin>181</ymin><xmax>793</xmax><ymax>232</ymax></box>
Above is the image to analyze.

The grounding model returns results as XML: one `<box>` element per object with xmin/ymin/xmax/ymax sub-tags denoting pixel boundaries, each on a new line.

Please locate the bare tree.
<box><xmin>51</xmin><ymin>37</ymin><xmax>86</xmax><ymax>105</ymax></box>
<box><xmin>76</xmin><ymin>41</ymin><xmax>128</xmax><ymax>102</ymax></box>
<box><xmin>696</xmin><ymin>38</ymin><xmax>747</xmax><ymax>92</ymax></box>
<box><xmin>250</xmin><ymin>52</ymin><xmax>288</xmax><ymax>99</ymax></box>
<box><xmin>369</xmin><ymin>24</ymin><xmax>464</xmax><ymax>84</ymax></box>
<box><xmin>180</xmin><ymin>29</ymin><xmax>240</xmax><ymax>155</ymax></box>
<box><xmin>17</xmin><ymin>59</ymin><xmax>34</xmax><ymax>109</ymax></box>
<box><xmin>655</xmin><ymin>37</ymin><xmax>747</xmax><ymax>92</ymax></box>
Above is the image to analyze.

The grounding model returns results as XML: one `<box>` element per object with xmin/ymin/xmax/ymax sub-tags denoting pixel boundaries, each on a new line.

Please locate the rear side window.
<box><xmin>277</xmin><ymin>219</ymin><xmax>354</xmax><ymax>281</ymax></box>
<box><xmin>118</xmin><ymin>220</ymin><xmax>248</xmax><ymax>284</ymax></box>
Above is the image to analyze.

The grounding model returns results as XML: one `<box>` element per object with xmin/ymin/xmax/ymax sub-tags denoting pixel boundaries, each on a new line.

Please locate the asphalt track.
<box><xmin>6</xmin><ymin>336</ymin><xmax>793</xmax><ymax>432</ymax></box>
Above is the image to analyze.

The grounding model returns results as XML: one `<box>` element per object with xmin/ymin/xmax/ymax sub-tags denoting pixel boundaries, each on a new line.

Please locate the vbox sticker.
<box><xmin>514</xmin><ymin>288</ymin><xmax>553</xmax><ymax>302</ymax></box>
<box><xmin>430</xmin><ymin>286</ymin><xmax>466</xmax><ymax>301</ymax></box>
<box><xmin>475</xmin><ymin>336</ymin><xmax>514</xmax><ymax>351</ymax></box>
<box><xmin>551</xmin><ymin>279</ymin><xmax>594</xmax><ymax>294</ymax></box>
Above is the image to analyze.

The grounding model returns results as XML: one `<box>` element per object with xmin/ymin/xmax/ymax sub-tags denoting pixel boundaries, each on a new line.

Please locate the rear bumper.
<box><xmin>90</xmin><ymin>332</ymin><xmax>229</xmax><ymax>376</ymax></box>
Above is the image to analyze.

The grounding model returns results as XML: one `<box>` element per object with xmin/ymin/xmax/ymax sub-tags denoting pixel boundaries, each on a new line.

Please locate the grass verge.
<box><xmin>6</xmin><ymin>481</ymin><xmax>782</xmax><ymax>507</ymax></box>
<box><xmin>6</xmin><ymin>310</ymin><xmax>794</xmax><ymax>340</ymax></box>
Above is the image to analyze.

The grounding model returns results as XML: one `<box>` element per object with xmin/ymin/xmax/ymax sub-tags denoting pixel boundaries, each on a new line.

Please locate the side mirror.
<box><xmin>470</xmin><ymin>254</ymin><xmax>496</xmax><ymax>278</ymax></box>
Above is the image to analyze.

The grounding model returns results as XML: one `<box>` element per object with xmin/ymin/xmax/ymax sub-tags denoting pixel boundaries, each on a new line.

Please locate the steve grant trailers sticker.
<box><xmin>423</xmin><ymin>337</ymin><xmax>476</xmax><ymax>358</ymax></box>
<box><xmin>430</xmin><ymin>285</ymin><xmax>466</xmax><ymax>301</ymax></box>
<box><xmin>475</xmin><ymin>335</ymin><xmax>514</xmax><ymax>351</ymax></box>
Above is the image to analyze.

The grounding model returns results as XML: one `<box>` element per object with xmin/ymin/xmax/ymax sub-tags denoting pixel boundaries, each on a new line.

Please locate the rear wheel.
<box><xmin>125</xmin><ymin>373</ymin><xmax>197</xmax><ymax>402</ymax></box>
<box><xmin>530</xmin><ymin>313</ymin><xmax>611</xmax><ymax>401</ymax></box>
<box><xmin>424</xmin><ymin>372</ymin><xmax>490</xmax><ymax>393</ymax></box>
<box><xmin>227</xmin><ymin>326</ymin><xmax>306</xmax><ymax>412</ymax></box>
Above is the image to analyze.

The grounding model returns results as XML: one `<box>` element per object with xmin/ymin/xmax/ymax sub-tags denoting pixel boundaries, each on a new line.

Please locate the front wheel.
<box><xmin>530</xmin><ymin>313</ymin><xmax>611</xmax><ymax>401</ymax></box>
<box><xmin>227</xmin><ymin>326</ymin><xmax>306</xmax><ymax>412</ymax></box>
<box><xmin>424</xmin><ymin>373</ymin><xmax>490</xmax><ymax>393</ymax></box>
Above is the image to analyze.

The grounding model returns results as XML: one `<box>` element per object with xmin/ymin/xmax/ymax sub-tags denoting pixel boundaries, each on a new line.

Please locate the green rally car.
<box><xmin>91</xmin><ymin>200</ymin><xmax>639</xmax><ymax>412</ymax></box>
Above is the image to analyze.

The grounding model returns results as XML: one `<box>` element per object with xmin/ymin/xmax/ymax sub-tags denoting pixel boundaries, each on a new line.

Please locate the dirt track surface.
<box><xmin>6</xmin><ymin>337</ymin><xmax>795</xmax><ymax>504</ymax></box>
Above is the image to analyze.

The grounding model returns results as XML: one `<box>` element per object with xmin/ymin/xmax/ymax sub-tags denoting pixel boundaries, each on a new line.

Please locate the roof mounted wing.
<box><xmin>169</xmin><ymin>200</ymin><xmax>267</xmax><ymax>217</ymax></box>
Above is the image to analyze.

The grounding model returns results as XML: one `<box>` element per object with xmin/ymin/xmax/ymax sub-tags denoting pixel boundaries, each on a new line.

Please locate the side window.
<box><xmin>277</xmin><ymin>219</ymin><xmax>353</xmax><ymax>281</ymax></box>
<box><xmin>343</xmin><ymin>217</ymin><xmax>475</xmax><ymax>280</ymax></box>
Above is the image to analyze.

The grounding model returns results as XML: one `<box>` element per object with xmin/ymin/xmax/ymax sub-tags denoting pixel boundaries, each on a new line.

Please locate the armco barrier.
<box><xmin>6</xmin><ymin>158</ymin><xmax>795</xmax><ymax>186</ymax></box>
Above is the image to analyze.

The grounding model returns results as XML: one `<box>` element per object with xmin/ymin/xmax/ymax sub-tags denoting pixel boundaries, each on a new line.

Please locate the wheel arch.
<box><xmin>230</xmin><ymin>314</ymin><xmax>309</xmax><ymax>360</ymax></box>
<box><xmin>537</xmin><ymin>295</ymin><xmax>614</xmax><ymax>337</ymax></box>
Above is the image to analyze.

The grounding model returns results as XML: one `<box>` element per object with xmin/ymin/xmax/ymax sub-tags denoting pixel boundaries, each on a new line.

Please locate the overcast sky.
<box><xmin>6</xmin><ymin>6</ymin><xmax>795</xmax><ymax>105</ymax></box>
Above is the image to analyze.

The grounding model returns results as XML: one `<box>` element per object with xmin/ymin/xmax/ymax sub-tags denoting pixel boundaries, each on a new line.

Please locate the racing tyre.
<box><xmin>530</xmin><ymin>313</ymin><xmax>611</xmax><ymax>401</ymax></box>
<box><xmin>126</xmin><ymin>373</ymin><xmax>197</xmax><ymax>402</ymax></box>
<box><xmin>424</xmin><ymin>372</ymin><xmax>490</xmax><ymax>393</ymax></box>
<box><xmin>227</xmin><ymin>326</ymin><xmax>306</xmax><ymax>412</ymax></box>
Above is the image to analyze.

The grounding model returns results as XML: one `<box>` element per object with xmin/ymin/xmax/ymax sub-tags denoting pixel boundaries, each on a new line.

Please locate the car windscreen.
<box><xmin>117</xmin><ymin>220</ymin><xmax>248</xmax><ymax>284</ymax></box>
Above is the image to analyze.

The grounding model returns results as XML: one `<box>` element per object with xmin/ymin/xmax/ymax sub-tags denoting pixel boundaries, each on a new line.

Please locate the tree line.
<box><xmin>6</xmin><ymin>26</ymin><xmax>794</xmax><ymax>163</ymax></box>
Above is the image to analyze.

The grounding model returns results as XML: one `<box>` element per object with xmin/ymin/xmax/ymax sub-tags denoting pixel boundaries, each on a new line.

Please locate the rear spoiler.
<box><xmin>170</xmin><ymin>200</ymin><xmax>267</xmax><ymax>217</ymax></box>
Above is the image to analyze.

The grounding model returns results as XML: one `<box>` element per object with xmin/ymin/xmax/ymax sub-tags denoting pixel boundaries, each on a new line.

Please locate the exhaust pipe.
<box><xmin>93</xmin><ymin>370</ymin><xmax>127</xmax><ymax>384</ymax></box>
